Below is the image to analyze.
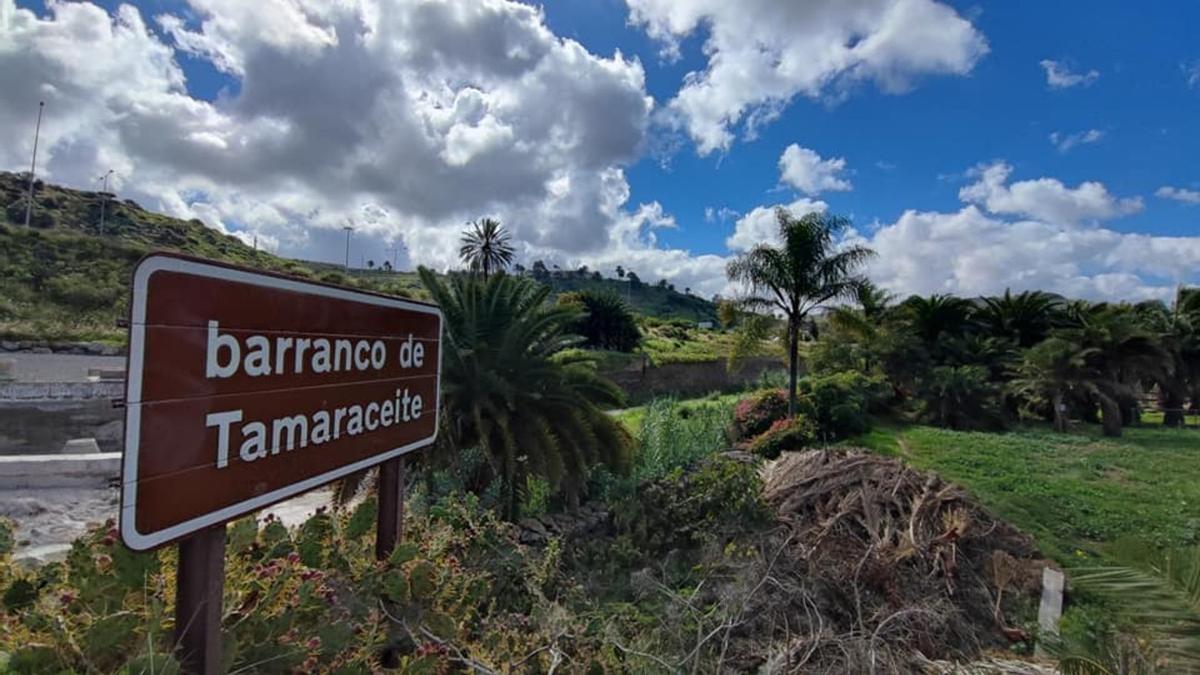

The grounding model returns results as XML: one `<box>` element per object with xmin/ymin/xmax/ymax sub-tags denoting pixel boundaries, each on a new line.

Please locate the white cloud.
<box><xmin>958</xmin><ymin>162</ymin><xmax>1141</xmax><ymax>225</ymax></box>
<box><xmin>0</xmin><ymin>0</ymin><xmax>751</xmax><ymax>287</ymax></box>
<box><xmin>626</xmin><ymin>0</ymin><xmax>987</xmax><ymax>154</ymax></box>
<box><xmin>778</xmin><ymin>144</ymin><xmax>851</xmax><ymax>195</ymax></box>
<box><xmin>1040</xmin><ymin>59</ymin><xmax>1099</xmax><ymax>88</ymax></box>
<box><xmin>725</xmin><ymin>198</ymin><xmax>827</xmax><ymax>252</ymax></box>
<box><xmin>1156</xmin><ymin>186</ymin><xmax>1200</xmax><ymax>205</ymax></box>
<box><xmin>704</xmin><ymin>206</ymin><xmax>738</xmax><ymax>223</ymax></box>
<box><xmin>1182</xmin><ymin>60</ymin><xmax>1200</xmax><ymax>89</ymax></box>
<box><xmin>862</xmin><ymin>205</ymin><xmax>1200</xmax><ymax>301</ymax></box>
<box><xmin>1049</xmin><ymin>128</ymin><xmax>1103</xmax><ymax>152</ymax></box>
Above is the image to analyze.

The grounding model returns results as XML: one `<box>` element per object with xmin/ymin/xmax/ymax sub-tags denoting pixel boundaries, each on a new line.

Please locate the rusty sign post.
<box><xmin>121</xmin><ymin>253</ymin><xmax>441</xmax><ymax>673</ymax></box>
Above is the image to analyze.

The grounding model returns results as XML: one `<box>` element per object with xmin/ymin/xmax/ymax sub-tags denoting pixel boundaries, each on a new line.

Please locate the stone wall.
<box><xmin>602</xmin><ymin>356</ymin><xmax>785</xmax><ymax>403</ymax></box>
<box><xmin>0</xmin><ymin>341</ymin><xmax>124</xmax><ymax>356</ymax></box>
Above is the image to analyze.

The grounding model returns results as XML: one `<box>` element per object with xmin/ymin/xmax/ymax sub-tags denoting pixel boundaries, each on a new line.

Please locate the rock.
<box><xmin>0</xmin><ymin>341</ymin><xmax>19</xmax><ymax>351</ymax></box>
<box><xmin>98</xmin><ymin>345</ymin><xmax>122</xmax><ymax>357</ymax></box>
<box><xmin>62</xmin><ymin>438</ymin><xmax>102</xmax><ymax>454</ymax></box>
<box><xmin>29</xmin><ymin>347</ymin><xmax>52</xmax><ymax>355</ymax></box>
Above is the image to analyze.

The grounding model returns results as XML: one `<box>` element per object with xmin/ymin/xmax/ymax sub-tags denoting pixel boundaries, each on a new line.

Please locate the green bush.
<box><xmin>635</xmin><ymin>397</ymin><xmax>733</xmax><ymax>480</ymax></box>
<box><xmin>46</xmin><ymin>273</ymin><xmax>122</xmax><ymax>311</ymax></box>
<box><xmin>798</xmin><ymin>370</ymin><xmax>890</xmax><ymax>440</ymax></box>
<box><xmin>747</xmin><ymin>416</ymin><xmax>817</xmax><ymax>458</ymax></box>
<box><xmin>610</xmin><ymin>455</ymin><xmax>769</xmax><ymax>559</ymax></box>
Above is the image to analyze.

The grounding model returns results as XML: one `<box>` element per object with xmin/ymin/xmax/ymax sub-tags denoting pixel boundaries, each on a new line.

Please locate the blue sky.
<box><xmin>3</xmin><ymin>0</ymin><xmax>1199</xmax><ymax>299</ymax></box>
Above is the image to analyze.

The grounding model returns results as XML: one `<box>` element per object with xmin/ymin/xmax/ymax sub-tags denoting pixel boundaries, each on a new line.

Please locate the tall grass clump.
<box><xmin>634</xmin><ymin>397</ymin><xmax>734</xmax><ymax>480</ymax></box>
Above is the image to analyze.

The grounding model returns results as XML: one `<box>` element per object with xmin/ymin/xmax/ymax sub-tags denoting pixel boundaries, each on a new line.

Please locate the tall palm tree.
<box><xmin>726</xmin><ymin>209</ymin><xmax>874</xmax><ymax>416</ymax></box>
<box><xmin>458</xmin><ymin>218</ymin><xmax>515</xmax><ymax>279</ymax></box>
<box><xmin>421</xmin><ymin>268</ymin><xmax>631</xmax><ymax>519</ymax></box>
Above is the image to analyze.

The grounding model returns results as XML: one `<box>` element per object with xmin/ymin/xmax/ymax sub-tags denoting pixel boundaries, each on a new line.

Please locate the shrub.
<box><xmin>748</xmin><ymin>416</ymin><xmax>817</xmax><ymax>458</ymax></box>
<box><xmin>732</xmin><ymin>388</ymin><xmax>789</xmax><ymax>441</ymax></box>
<box><xmin>636</xmin><ymin>397</ymin><xmax>734</xmax><ymax>480</ymax></box>
<box><xmin>918</xmin><ymin>364</ymin><xmax>1005</xmax><ymax>430</ymax></box>
<box><xmin>798</xmin><ymin>370</ymin><xmax>890</xmax><ymax>440</ymax></box>
<box><xmin>46</xmin><ymin>273</ymin><xmax>122</xmax><ymax>311</ymax></box>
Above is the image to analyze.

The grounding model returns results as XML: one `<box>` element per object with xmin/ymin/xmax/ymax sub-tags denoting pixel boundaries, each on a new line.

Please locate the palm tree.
<box><xmin>421</xmin><ymin>268</ymin><xmax>631</xmax><ymax>519</ymax></box>
<box><xmin>827</xmin><ymin>280</ymin><xmax>894</xmax><ymax>371</ymax></box>
<box><xmin>1062</xmin><ymin>306</ymin><xmax>1170</xmax><ymax>434</ymax></box>
<box><xmin>1149</xmin><ymin>288</ymin><xmax>1200</xmax><ymax>427</ymax></box>
<box><xmin>458</xmin><ymin>218</ymin><xmax>515</xmax><ymax>279</ymax></box>
<box><xmin>1010</xmin><ymin>337</ymin><xmax>1103</xmax><ymax>433</ymax></box>
<box><xmin>976</xmin><ymin>289</ymin><xmax>1066</xmax><ymax>348</ymax></box>
<box><xmin>726</xmin><ymin>209</ymin><xmax>874</xmax><ymax>416</ymax></box>
<box><xmin>900</xmin><ymin>294</ymin><xmax>977</xmax><ymax>349</ymax></box>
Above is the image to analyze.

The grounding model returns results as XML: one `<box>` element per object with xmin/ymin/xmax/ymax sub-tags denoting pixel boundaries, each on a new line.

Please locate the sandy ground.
<box><xmin>2</xmin><ymin>486</ymin><xmax>334</xmax><ymax>565</ymax></box>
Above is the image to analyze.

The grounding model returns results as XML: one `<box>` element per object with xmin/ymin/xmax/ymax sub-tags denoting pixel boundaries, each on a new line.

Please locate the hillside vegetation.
<box><xmin>0</xmin><ymin>172</ymin><xmax>717</xmax><ymax>343</ymax></box>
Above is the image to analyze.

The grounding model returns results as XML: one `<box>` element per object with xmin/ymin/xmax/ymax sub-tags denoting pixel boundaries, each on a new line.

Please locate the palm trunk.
<box><xmin>1163</xmin><ymin>388</ymin><xmax>1186</xmax><ymax>428</ymax></box>
<box><xmin>1099</xmin><ymin>394</ymin><xmax>1122</xmax><ymax>438</ymax></box>
<box><xmin>1052</xmin><ymin>391</ymin><xmax>1068</xmax><ymax>433</ymax></box>
<box><xmin>787</xmin><ymin>318</ymin><xmax>799</xmax><ymax>418</ymax></box>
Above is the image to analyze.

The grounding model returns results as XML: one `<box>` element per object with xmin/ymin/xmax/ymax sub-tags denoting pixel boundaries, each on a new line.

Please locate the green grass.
<box><xmin>612</xmin><ymin>391</ymin><xmax>742</xmax><ymax>436</ymax></box>
<box><xmin>852</xmin><ymin>421</ymin><xmax>1200</xmax><ymax>563</ymax></box>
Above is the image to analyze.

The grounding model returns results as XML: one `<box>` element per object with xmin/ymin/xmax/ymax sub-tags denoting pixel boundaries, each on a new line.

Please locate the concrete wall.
<box><xmin>0</xmin><ymin>399</ymin><xmax>124</xmax><ymax>455</ymax></box>
<box><xmin>603</xmin><ymin>356</ymin><xmax>784</xmax><ymax>403</ymax></box>
<box><xmin>0</xmin><ymin>452</ymin><xmax>121</xmax><ymax>488</ymax></box>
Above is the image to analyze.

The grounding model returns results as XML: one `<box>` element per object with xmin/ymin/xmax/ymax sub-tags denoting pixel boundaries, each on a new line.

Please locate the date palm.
<box><xmin>458</xmin><ymin>218</ymin><xmax>514</xmax><ymax>279</ymax></box>
<box><xmin>726</xmin><ymin>209</ymin><xmax>874</xmax><ymax>417</ymax></box>
<box><xmin>421</xmin><ymin>267</ymin><xmax>631</xmax><ymax>519</ymax></box>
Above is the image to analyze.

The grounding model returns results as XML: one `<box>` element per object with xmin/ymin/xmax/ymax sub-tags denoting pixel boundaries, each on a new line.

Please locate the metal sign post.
<box><xmin>120</xmin><ymin>253</ymin><xmax>441</xmax><ymax>673</ymax></box>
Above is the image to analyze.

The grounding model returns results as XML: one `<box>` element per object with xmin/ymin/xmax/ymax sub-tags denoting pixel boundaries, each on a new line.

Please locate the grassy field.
<box><xmin>852</xmin><ymin>422</ymin><xmax>1200</xmax><ymax>563</ymax></box>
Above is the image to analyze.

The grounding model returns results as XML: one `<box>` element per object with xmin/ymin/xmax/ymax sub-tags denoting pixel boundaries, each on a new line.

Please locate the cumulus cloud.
<box><xmin>1049</xmin><ymin>129</ymin><xmax>1103</xmax><ymax>153</ymax></box>
<box><xmin>725</xmin><ymin>198</ymin><xmax>827</xmax><ymax>252</ymax></box>
<box><xmin>1040</xmin><ymin>59</ymin><xmax>1099</xmax><ymax>88</ymax></box>
<box><xmin>1156</xmin><ymin>186</ymin><xmax>1200</xmax><ymax>205</ymax></box>
<box><xmin>958</xmin><ymin>162</ymin><xmax>1141</xmax><ymax>225</ymax></box>
<box><xmin>625</xmin><ymin>0</ymin><xmax>987</xmax><ymax>154</ymax></box>
<box><xmin>778</xmin><ymin>145</ymin><xmax>852</xmax><ymax>195</ymax></box>
<box><xmin>862</xmin><ymin>205</ymin><xmax>1200</xmax><ymax>301</ymax></box>
<box><xmin>1</xmin><ymin>0</ymin><xmax>747</xmax><ymax>287</ymax></box>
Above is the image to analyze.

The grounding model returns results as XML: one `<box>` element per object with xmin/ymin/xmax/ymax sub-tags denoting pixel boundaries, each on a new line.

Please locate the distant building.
<box><xmin>697</xmin><ymin>321</ymin><xmax>714</xmax><ymax>330</ymax></box>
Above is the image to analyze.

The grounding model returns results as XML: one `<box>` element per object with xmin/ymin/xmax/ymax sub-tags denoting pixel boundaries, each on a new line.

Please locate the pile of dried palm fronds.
<box><xmin>717</xmin><ymin>449</ymin><xmax>1054</xmax><ymax>673</ymax></box>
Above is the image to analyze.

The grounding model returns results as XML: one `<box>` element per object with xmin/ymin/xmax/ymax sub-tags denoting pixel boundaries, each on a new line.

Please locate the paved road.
<box><xmin>1</xmin><ymin>353</ymin><xmax>127</xmax><ymax>383</ymax></box>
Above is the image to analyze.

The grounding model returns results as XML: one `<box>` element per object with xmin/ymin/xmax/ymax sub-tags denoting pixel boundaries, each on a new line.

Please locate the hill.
<box><xmin>0</xmin><ymin>172</ymin><xmax>717</xmax><ymax>343</ymax></box>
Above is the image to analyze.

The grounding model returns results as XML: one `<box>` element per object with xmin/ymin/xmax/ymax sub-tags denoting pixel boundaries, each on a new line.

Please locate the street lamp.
<box><xmin>97</xmin><ymin>169</ymin><xmax>114</xmax><ymax>234</ymax></box>
<box><xmin>24</xmin><ymin>101</ymin><xmax>45</xmax><ymax>228</ymax></box>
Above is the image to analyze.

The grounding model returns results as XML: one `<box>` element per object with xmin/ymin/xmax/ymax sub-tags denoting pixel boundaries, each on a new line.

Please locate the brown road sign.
<box><xmin>120</xmin><ymin>253</ymin><xmax>442</xmax><ymax>550</ymax></box>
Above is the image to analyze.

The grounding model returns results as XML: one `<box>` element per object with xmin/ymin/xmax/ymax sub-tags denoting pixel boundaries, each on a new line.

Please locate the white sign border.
<box><xmin>121</xmin><ymin>254</ymin><xmax>443</xmax><ymax>551</ymax></box>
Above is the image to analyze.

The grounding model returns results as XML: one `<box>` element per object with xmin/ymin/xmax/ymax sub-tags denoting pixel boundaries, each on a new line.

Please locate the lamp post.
<box><xmin>342</xmin><ymin>225</ymin><xmax>354</xmax><ymax>272</ymax></box>
<box><xmin>24</xmin><ymin>101</ymin><xmax>45</xmax><ymax>228</ymax></box>
<box><xmin>97</xmin><ymin>169</ymin><xmax>114</xmax><ymax>234</ymax></box>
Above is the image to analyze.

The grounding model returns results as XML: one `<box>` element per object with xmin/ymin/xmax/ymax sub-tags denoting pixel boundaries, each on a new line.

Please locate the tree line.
<box><xmin>726</xmin><ymin>208</ymin><xmax>1200</xmax><ymax>436</ymax></box>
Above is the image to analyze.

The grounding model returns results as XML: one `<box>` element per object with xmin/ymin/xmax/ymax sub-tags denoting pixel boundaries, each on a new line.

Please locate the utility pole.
<box><xmin>97</xmin><ymin>169</ymin><xmax>113</xmax><ymax>234</ymax></box>
<box><xmin>342</xmin><ymin>225</ymin><xmax>354</xmax><ymax>272</ymax></box>
<box><xmin>24</xmin><ymin>101</ymin><xmax>45</xmax><ymax>228</ymax></box>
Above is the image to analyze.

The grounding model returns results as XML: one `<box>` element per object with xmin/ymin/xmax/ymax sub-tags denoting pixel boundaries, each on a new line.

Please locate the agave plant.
<box><xmin>421</xmin><ymin>267</ymin><xmax>631</xmax><ymax>519</ymax></box>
